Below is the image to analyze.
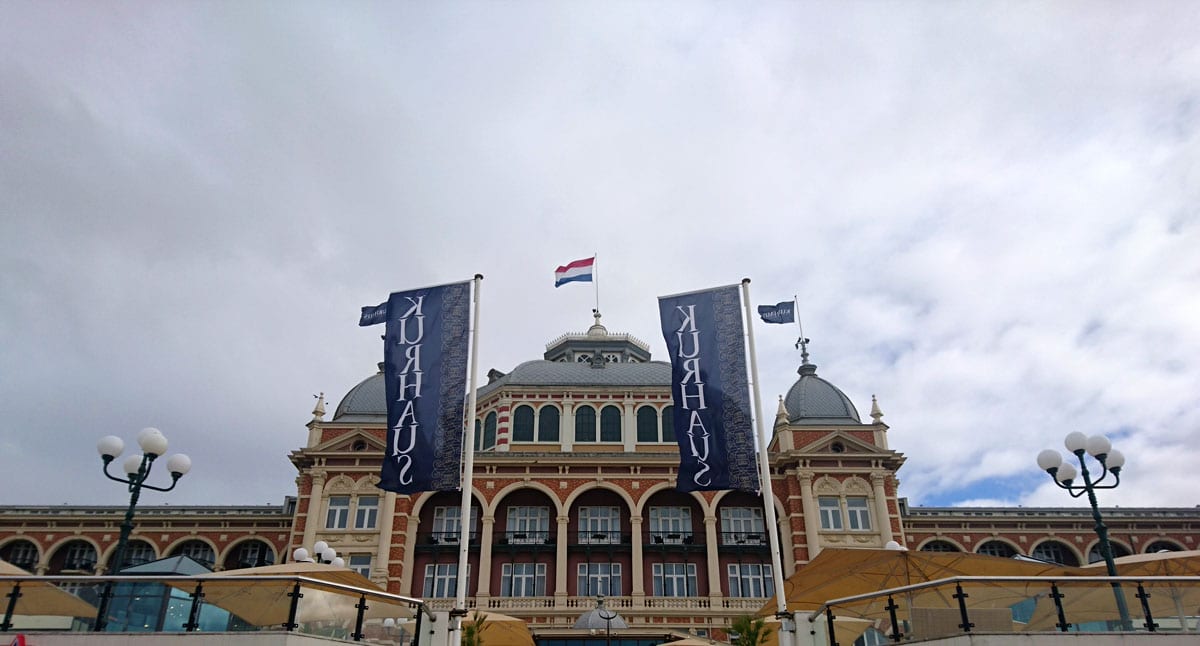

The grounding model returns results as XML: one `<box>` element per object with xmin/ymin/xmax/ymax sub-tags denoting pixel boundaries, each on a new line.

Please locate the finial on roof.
<box><xmin>587</xmin><ymin>308</ymin><xmax>608</xmax><ymax>337</ymax></box>
<box><xmin>795</xmin><ymin>336</ymin><xmax>817</xmax><ymax>375</ymax></box>
<box><xmin>870</xmin><ymin>394</ymin><xmax>883</xmax><ymax>423</ymax></box>
<box><xmin>775</xmin><ymin>395</ymin><xmax>788</xmax><ymax>426</ymax></box>
<box><xmin>312</xmin><ymin>392</ymin><xmax>326</xmax><ymax>421</ymax></box>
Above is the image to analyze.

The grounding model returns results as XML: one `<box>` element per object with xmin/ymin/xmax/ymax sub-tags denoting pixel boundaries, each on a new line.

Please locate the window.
<box><xmin>235</xmin><ymin>541</ymin><xmax>274</xmax><ymax>568</ymax></box>
<box><xmin>1087</xmin><ymin>542</ymin><xmax>1131</xmax><ymax>563</ymax></box>
<box><xmin>846</xmin><ymin>497</ymin><xmax>871</xmax><ymax>530</ymax></box>
<box><xmin>652</xmin><ymin>562</ymin><xmax>697</xmax><ymax>597</ymax></box>
<box><xmin>474</xmin><ymin>420</ymin><xmax>482</xmax><ymax>451</ymax></box>
<box><xmin>721</xmin><ymin>507</ymin><xmax>765</xmax><ymax>544</ymax></box>
<box><xmin>176</xmin><ymin>540</ymin><xmax>214</xmax><ymax>567</ymax></box>
<box><xmin>818</xmin><ymin>497</ymin><xmax>843</xmax><ymax>530</ymax></box>
<box><xmin>63</xmin><ymin>542</ymin><xmax>97</xmax><ymax>571</ymax></box>
<box><xmin>506</xmin><ymin>506</ymin><xmax>550</xmax><ymax>543</ymax></box>
<box><xmin>482</xmin><ymin>412</ymin><xmax>497</xmax><ymax>450</ymax></box>
<box><xmin>577</xmin><ymin>562</ymin><xmax>621</xmax><ymax>596</ymax></box>
<box><xmin>355</xmin><ymin>496</ymin><xmax>379</xmax><ymax>529</ymax></box>
<box><xmin>599</xmin><ymin>405</ymin><xmax>622</xmax><ymax>442</ymax></box>
<box><xmin>423</xmin><ymin>563</ymin><xmax>467</xmax><ymax>598</ymax></box>
<box><xmin>512</xmin><ymin>406</ymin><xmax>535</xmax><ymax>442</ymax></box>
<box><xmin>433</xmin><ymin>506</ymin><xmax>479</xmax><ymax>543</ymax></box>
<box><xmin>919</xmin><ymin>540</ymin><xmax>960</xmax><ymax>553</ymax></box>
<box><xmin>5</xmin><ymin>541</ymin><xmax>38</xmax><ymax>570</ymax></box>
<box><xmin>1032</xmin><ymin>541</ymin><xmax>1079</xmax><ymax>566</ymax></box>
<box><xmin>579</xmin><ymin>506</ymin><xmax>620</xmax><ymax>543</ymax></box>
<box><xmin>649</xmin><ymin>507</ymin><xmax>692</xmax><ymax>543</ymax></box>
<box><xmin>537</xmin><ymin>406</ymin><xmax>560</xmax><ymax>442</ymax></box>
<box><xmin>976</xmin><ymin>541</ymin><xmax>1017</xmax><ymax>558</ymax></box>
<box><xmin>122</xmin><ymin>541</ymin><xmax>155</xmax><ymax>568</ymax></box>
<box><xmin>349</xmin><ymin>554</ymin><xmax>372</xmax><ymax>578</ymax></box>
<box><xmin>500</xmin><ymin>562</ymin><xmax>547</xmax><ymax>596</ymax></box>
<box><xmin>727</xmin><ymin>563</ymin><xmax>774</xmax><ymax>598</ymax></box>
<box><xmin>326</xmin><ymin>496</ymin><xmax>351</xmax><ymax>529</ymax></box>
<box><xmin>1145</xmin><ymin>540</ymin><xmax>1182</xmax><ymax>553</ymax></box>
<box><xmin>575</xmin><ymin>406</ymin><xmax>596</xmax><ymax>442</ymax></box>
<box><xmin>637</xmin><ymin>406</ymin><xmax>658</xmax><ymax>442</ymax></box>
<box><xmin>661</xmin><ymin>405</ymin><xmax>675</xmax><ymax>442</ymax></box>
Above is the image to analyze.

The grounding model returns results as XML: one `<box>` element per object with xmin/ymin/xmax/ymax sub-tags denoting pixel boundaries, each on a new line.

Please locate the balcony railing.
<box><xmin>498</xmin><ymin>531</ymin><xmax>554</xmax><ymax>545</ymax></box>
<box><xmin>719</xmin><ymin>532</ymin><xmax>767</xmax><ymax>547</ymax></box>
<box><xmin>420</xmin><ymin>531</ymin><xmax>478</xmax><ymax>545</ymax></box>
<box><xmin>575</xmin><ymin>531</ymin><xmax>626</xmax><ymax>545</ymax></box>
<box><xmin>647</xmin><ymin>532</ymin><xmax>697</xmax><ymax>545</ymax></box>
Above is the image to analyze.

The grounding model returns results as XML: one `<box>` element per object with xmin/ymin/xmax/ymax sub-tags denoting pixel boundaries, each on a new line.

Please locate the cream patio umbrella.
<box><xmin>174</xmin><ymin>561</ymin><xmax>418</xmax><ymax>628</ymax></box>
<box><xmin>0</xmin><ymin>559</ymin><xmax>98</xmax><ymax>624</ymax></box>
<box><xmin>463</xmin><ymin>610</ymin><xmax>537</xmax><ymax>646</ymax></box>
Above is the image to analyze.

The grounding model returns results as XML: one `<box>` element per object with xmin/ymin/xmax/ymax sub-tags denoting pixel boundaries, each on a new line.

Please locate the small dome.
<box><xmin>572</xmin><ymin>604</ymin><xmax>628</xmax><ymax>630</ymax></box>
<box><xmin>783</xmin><ymin>363</ymin><xmax>861</xmax><ymax>425</ymax></box>
<box><xmin>332</xmin><ymin>368</ymin><xmax>386</xmax><ymax>421</ymax></box>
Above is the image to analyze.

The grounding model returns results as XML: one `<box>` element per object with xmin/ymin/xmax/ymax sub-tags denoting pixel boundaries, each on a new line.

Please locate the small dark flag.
<box><xmin>757</xmin><ymin>301</ymin><xmax>795</xmax><ymax>324</ymax></box>
<box><xmin>359</xmin><ymin>302</ymin><xmax>388</xmax><ymax>327</ymax></box>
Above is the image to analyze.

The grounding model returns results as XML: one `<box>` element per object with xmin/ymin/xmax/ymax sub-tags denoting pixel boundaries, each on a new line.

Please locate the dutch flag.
<box><xmin>554</xmin><ymin>257</ymin><xmax>595</xmax><ymax>287</ymax></box>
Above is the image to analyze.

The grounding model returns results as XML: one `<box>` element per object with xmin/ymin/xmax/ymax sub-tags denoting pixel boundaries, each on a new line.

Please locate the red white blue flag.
<box><xmin>554</xmin><ymin>257</ymin><xmax>595</xmax><ymax>287</ymax></box>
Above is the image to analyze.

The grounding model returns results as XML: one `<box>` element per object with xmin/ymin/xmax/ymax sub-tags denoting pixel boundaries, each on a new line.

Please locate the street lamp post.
<box><xmin>94</xmin><ymin>427</ymin><xmax>191</xmax><ymax>631</ymax></box>
<box><xmin>596</xmin><ymin>596</ymin><xmax>616</xmax><ymax>646</ymax></box>
<box><xmin>292</xmin><ymin>541</ymin><xmax>346</xmax><ymax>568</ymax></box>
<box><xmin>1036</xmin><ymin>431</ymin><xmax>1131</xmax><ymax>631</ymax></box>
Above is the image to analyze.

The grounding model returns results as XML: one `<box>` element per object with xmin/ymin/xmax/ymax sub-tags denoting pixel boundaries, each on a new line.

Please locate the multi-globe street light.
<box><xmin>1036</xmin><ymin>431</ymin><xmax>1131</xmax><ymax>630</ymax></box>
<box><xmin>292</xmin><ymin>540</ymin><xmax>346</xmax><ymax>568</ymax></box>
<box><xmin>94</xmin><ymin>427</ymin><xmax>192</xmax><ymax>630</ymax></box>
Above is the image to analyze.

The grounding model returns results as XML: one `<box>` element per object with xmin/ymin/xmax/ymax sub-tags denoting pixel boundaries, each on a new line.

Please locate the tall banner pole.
<box><xmin>449</xmin><ymin>274</ymin><xmax>484</xmax><ymax>646</ymax></box>
<box><xmin>593</xmin><ymin>253</ymin><xmax>600</xmax><ymax>314</ymax></box>
<box><xmin>740</xmin><ymin>279</ymin><xmax>793</xmax><ymax>646</ymax></box>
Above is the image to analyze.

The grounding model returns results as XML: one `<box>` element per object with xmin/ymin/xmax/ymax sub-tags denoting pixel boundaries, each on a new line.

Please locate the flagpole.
<box><xmin>593</xmin><ymin>253</ymin><xmax>600</xmax><ymax>314</ymax></box>
<box><xmin>740</xmin><ymin>278</ymin><xmax>793</xmax><ymax>646</ymax></box>
<box><xmin>449</xmin><ymin>273</ymin><xmax>483</xmax><ymax>646</ymax></box>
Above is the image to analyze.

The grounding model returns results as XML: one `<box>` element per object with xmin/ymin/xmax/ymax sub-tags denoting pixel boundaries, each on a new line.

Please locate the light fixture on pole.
<box><xmin>292</xmin><ymin>540</ymin><xmax>345</xmax><ymax>568</ymax></box>
<box><xmin>1036</xmin><ymin>431</ymin><xmax>1132</xmax><ymax>630</ymax></box>
<box><xmin>94</xmin><ymin>427</ymin><xmax>191</xmax><ymax>631</ymax></box>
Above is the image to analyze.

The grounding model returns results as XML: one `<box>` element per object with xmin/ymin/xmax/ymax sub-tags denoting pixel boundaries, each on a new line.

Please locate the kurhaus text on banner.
<box><xmin>657</xmin><ymin>285</ymin><xmax>759</xmax><ymax>492</ymax></box>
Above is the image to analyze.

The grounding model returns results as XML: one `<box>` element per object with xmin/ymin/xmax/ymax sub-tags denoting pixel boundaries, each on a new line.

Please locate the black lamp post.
<box><xmin>1036</xmin><ymin>431</ymin><xmax>1131</xmax><ymax>631</ymax></box>
<box><xmin>94</xmin><ymin>428</ymin><xmax>191</xmax><ymax>631</ymax></box>
<box><xmin>596</xmin><ymin>597</ymin><xmax>617</xmax><ymax>646</ymax></box>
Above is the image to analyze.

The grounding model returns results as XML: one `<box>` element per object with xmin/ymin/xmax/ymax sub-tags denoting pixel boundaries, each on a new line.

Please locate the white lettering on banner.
<box><xmin>675</xmin><ymin>304</ymin><xmax>712</xmax><ymax>487</ymax></box>
<box><xmin>392</xmin><ymin>295</ymin><xmax>426</xmax><ymax>486</ymax></box>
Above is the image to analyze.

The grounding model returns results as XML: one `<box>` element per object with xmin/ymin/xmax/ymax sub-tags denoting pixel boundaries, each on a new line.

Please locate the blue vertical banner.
<box><xmin>658</xmin><ymin>284</ymin><xmax>759</xmax><ymax>492</ymax></box>
<box><xmin>363</xmin><ymin>280</ymin><xmax>471</xmax><ymax>494</ymax></box>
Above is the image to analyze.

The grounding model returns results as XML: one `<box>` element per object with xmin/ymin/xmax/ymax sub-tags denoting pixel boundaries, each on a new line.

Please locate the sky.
<box><xmin>2</xmin><ymin>2</ymin><xmax>1198</xmax><ymax>511</ymax></box>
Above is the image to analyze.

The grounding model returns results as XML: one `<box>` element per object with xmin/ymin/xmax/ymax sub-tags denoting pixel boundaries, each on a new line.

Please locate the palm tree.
<box><xmin>730</xmin><ymin>615</ymin><xmax>772</xmax><ymax>646</ymax></box>
<box><xmin>463</xmin><ymin>611</ymin><xmax>488</xmax><ymax>646</ymax></box>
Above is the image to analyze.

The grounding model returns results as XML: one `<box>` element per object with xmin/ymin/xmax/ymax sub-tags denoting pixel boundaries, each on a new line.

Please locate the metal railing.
<box><xmin>806</xmin><ymin>575</ymin><xmax>1200</xmax><ymax>645</ymax></box>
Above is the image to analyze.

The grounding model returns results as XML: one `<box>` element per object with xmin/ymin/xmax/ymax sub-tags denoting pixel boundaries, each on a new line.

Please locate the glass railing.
<box><xmin>805</xmin><ymin>575</ymin><xmax>1200</xmax><ymax>645</ymax></box>
<box><xmin>0</xmin><ymin>571</ymin><xmax>430</xmax><ymax>643</ymax></box>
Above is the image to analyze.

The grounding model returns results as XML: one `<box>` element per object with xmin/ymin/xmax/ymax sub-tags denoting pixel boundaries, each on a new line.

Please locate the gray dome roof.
<box><xmin>783</xmin><ymin>363</ymin><xmax>862</xmax><ymax>425</ymax></box>
<box><xmin>572</xmin><ymin>605</ymin><xmax>628</xmax><ymax>630</ymax></box>
<box><xmin>479</xmin><ymin>360</ymin><xmax>670</xmax><ymax>397</ymax></box>
<box><xmin>332</xmin><ymin>369</ymin><xmax>386</xmax><ymax>421</ymax></box>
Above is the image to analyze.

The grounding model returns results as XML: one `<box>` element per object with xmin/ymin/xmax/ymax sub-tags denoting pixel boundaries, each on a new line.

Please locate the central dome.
<box><xmin>782</xmin><ymin>362</ymin><xmax>861</xmax><ymax>425</ymax></box>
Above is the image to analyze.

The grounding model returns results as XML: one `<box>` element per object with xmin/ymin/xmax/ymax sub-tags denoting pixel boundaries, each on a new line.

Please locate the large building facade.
<box><xmin>1</xmin><ymin>315</ymin><xmax>1196</xmax><ymax>639</ymax></box>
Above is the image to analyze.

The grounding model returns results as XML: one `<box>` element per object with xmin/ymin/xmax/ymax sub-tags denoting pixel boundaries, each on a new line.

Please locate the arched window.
<box><xmin>512</xmin><ymin>405</ymin><xmax>535</xmax><ymax>442</ymax></box>
<box><xmin>919</xmin><ymin>540</ymin><xmax>961</xmax><ymax>553</ymax></box>
<box><xmin>228</xmin><ymin>540</ymin><xmax>276</xmax><ymax>569</ymax></box>
<box><xmin>173</xmin><ymin>540</ymin><xmax>215</xmax><ymax>567</ymax></box>
<box><xmin>0</xmin><ymin>539</ymin><xmax>39</xmax><ymax>571</ymax></box>
<box><xmin>636</xmin><ymin>406</ymin><xmax>659</xmax><ymax>442</ymax></box>
<box><xmin>474</xmin><ymin>420</ymin><xmax>482</xmax><ymax>451</ymax></box>
<box><xmin>114</xmin><ymin>540</ymin><xmax>156</xmax><ymax>570</ymax></box>
<box><xmin>575</xmin><ymin>406</ymin><xmax>596</xmax><ymax>442</ymax></box>
<box><xmin>976</xmin><ymin>540</ymin><xmax>1016</xmax><ymax>558</ymax></box>
<box><xmin>661</xmin><ymin>405</ymin><xmax>675</xmax><ymax>442</ymax></box>
<box><xmin>1032</xmin><ymin>540</ymin><xmax>1079</xmax><ymax>566</ymax></box>
<box><xmin>600</xmin><ymin>405</ymin><xmax>622</xmax><ymax>442</ymax></box>
<box><xmin>56</xmin><ymin>540</ymin><xmax>97</xmax><ymax>572</ymax></box>
<box><xmin>1087</xmin><ymin>541</ymin><xmax>1131</xmax><ymax>564</ymax></box>
<box><xmin>1145</xmin><ymin>540</ymin><xmax>1182</xmax><ymax>553</ymax></box>
<box><xmin>483</xmin><ymin>412</ymin><xmax>497</xmax><ymax>450</ymax></box>
<box><xmin>538</xmin><ymin>406</ymin><xmax>560</xmax><ymax>442</ymax></box>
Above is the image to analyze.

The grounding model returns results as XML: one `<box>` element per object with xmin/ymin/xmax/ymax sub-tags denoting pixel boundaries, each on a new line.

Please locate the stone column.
<box><xmin>704</xmin><ymin>515</ymin><xmax>721</xmax><ymax>603</ymax></box>
<box><xmin>630</xmin><ymin>516</ymin><xmax>645</xmax><ymax>597</ymax></box>
<box><xmin>477</xmin><ymin>515</ymin><xmax>495</xmax><ymax>598</ymax></box>
<box><xmin>797</xmin><ymin>470</ymin><xmax>821</xmax><ymax>560</ymax></box>
<box><xmin>555</xmin><ymin>514</ymin><xmax>570</xmax><ymax>600</ymax></box>
<box><xmin>623</xmin><ymin>401</ymin><xmax>636</xmax><ymax>451</ymax></box>
<box><xmin>373</xmin><ymin>491</ymin><xmax>397</xmax><ymax>584</ymax></box>
<box><xmin>562</xmin><ymin>402</ymin><xmax>574</xmax><ymax>452</ymax></box>
<box><xmin>872</xmin><ymin>474</ymin><xmax>894</xmax><ymax>543</ymax></box>
<box><xmin>302</xmin><ymin>471</ymin><xmax>327</xmax><ymax>551</ymax></box>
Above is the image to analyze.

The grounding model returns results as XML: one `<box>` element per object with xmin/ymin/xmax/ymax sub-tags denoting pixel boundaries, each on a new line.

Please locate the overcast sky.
<box><xmin>2</xmin><ymin>2</ymin><xmax>1197</xmax><ymax>512</ymax></box>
